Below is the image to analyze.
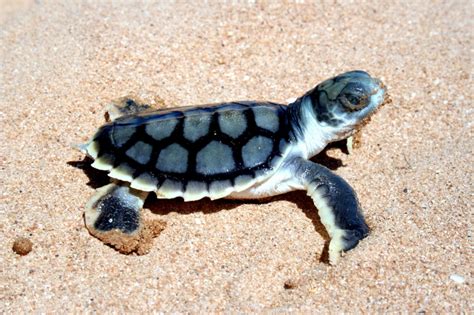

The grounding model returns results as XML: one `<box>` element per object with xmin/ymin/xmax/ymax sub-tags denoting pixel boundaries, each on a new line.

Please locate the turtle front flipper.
<box><xmin>346</xmin><ymin>130</ymin><xmax>363</xmax><ymax>154</ymax></box>
<box><xmin>292</xmin><ymin>158</ymin><xmax>369</xmax><ymax>265</ymax></box>
<box><xmin>85</xmin><ymin>182</ymin><xmax>166</xmax><ymax>254</ymax></box>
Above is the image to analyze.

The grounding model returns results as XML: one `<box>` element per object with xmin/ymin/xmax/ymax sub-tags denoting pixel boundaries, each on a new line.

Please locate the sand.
<box><xmin>1</xmin><ymin>0</ymin><xmax>472</xmax><ymax>313</ymax></box>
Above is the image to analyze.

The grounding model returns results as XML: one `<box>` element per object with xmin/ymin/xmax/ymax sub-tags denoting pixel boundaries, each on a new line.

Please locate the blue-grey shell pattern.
<box><xmin>89</xmin><ymin>101</ymin><xmax>292</xmax><ymax>200</ymax></box>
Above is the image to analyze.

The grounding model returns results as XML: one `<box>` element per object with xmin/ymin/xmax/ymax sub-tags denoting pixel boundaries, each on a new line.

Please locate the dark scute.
<box><xmin>94</xmin><ymin>101</ymin><xmax>290</xmax><ymax>183</ymax></box>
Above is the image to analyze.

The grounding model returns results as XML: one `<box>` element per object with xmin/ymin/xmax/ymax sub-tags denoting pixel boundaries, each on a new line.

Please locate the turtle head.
<box><xmin>304</xmin><ymin>70</ymin><xmax>387</xmax><ymax>139</ymax></box>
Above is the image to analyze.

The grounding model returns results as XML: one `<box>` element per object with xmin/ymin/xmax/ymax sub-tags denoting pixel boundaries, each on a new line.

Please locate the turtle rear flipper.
<box><xmin>105</xmin><ymin>96</ymin><xmax>155</xmax><ymax>122</ymax></box>
<box><xmin>76</xmin><ymin>96</ymin><xmax>156</xmax><ymax>157</ymax></box>
<box><xmin>85</xmin><ymin>182</ymin><xmax>166</xmax><ymax>254</ymax></box>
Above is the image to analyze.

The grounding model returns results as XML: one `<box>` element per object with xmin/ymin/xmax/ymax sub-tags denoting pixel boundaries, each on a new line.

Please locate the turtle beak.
<box><xmin>371</xmin><ymin>78</ymin><xmax>385</xmax><ymax>95</ymax></box>
<box><xmin>369</xmin><ymin>77</ymin><xmax>387</xmax><ymax>108</ymax></box>
<box><xmin>375</xmin><ymin>79</ymin><xmax>391</xmax><ymax>108</ymax></box>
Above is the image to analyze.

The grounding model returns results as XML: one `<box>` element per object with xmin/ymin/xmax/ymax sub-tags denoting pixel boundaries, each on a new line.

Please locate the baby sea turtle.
<box><xmin>80</xmin><ymin>70</ymin><xmax>387</xmax><ymax>264</ymax></box>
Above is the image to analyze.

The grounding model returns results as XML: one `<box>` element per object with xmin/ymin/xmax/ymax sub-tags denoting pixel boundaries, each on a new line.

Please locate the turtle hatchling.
<box><xmin>80</xmin><ymin>70</ymin><xmax>387</xmax><ymax>264</ymax></box>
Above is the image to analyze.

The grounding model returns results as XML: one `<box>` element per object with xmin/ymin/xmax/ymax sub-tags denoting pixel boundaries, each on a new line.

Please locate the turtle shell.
<box><xmin>85</xmin><ymin>101</ymin><xmax>292</xmax><ymax>201</ymax></box>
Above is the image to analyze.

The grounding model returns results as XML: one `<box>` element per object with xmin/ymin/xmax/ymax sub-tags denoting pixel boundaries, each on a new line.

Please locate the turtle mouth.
<box><xmin>351</xmin><ymin>82</ymin><xmax>390</xmax><ymax>132</ymax></box>
<box><xmin>372</xmin><ymin>81</ymin><xmax>391</xmax><ymax>111</ymax></box>
<box><xmin>364</xmin><ymin>78</ymin><xmax>387</xmax><ymax>112</ymax></box>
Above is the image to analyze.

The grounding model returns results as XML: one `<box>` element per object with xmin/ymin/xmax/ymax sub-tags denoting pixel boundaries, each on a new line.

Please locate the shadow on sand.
<box><xmin>68</xmin><ymin>140</ymin><xmax>350</xmax><ymax>262</ymax></box>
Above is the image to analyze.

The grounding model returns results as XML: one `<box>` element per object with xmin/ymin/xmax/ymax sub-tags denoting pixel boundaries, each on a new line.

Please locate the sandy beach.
<box><xmin>1</xmin><ymin>1</ymin><xmax>472</xmax><ymax>312</ymax></box>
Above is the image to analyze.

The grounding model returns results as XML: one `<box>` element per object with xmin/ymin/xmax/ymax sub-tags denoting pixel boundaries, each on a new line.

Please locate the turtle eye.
<box><xmin>338</xmin><ymin>84</ymin><xmax>369</xmax><ymax>111</ymax></box>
